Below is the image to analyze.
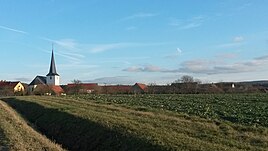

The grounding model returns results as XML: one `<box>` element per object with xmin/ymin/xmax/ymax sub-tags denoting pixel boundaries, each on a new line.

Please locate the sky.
<box><xmin>1</xmin><ymin>0</ymin><xmax>268</xmax><ymax>85</ymax></box>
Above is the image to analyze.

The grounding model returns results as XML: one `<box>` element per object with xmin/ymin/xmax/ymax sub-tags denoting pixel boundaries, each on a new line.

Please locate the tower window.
<box><xmin>50</xmin><ymin>76</ymin><xmax>52</xmax><ymax>80</ymax></box>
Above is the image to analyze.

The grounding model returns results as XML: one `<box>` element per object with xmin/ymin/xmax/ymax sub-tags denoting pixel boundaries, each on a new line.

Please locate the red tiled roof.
<box><xmin>104</xmin><ymin>85</ymin><xmax>132</xmax><ymax>91</ymax></box>
<box><xmin>0</xmin><ymin>81</ymin><xmax>20</xmax><ymax>88</ymax></box>
<box><xmin>49</xmin><ymin>85</ymin><xmax>64</xmax><ymax>94</ymax></box>
<box><xmin>67</xmin><ymin>83</ymin><xmax>98</xmax><ymax>89</ymax></box>
<box><xmin>135</xmin><ymin>83</ymin><xmax>147</xmax><ymax>90</ymax></box>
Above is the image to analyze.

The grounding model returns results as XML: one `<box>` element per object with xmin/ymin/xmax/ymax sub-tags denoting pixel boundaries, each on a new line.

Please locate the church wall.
<box><xmin>47</xmin><ymin>75</ymin><xmax>60</xmax><ymax>86</ymax></box>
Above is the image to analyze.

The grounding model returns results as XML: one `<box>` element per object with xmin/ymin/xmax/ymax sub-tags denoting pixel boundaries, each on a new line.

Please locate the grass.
<box><xmin>68</xmin><ymin>94</ymin><xmax>268</xmax><ymax>127</ymax></box>
<box><xmin>2</xmin><ymin>95</ymin><xmax>268</xmax><ymax>151</ymax></box>
<box><xmin>0</xmin><ymin>128</ymin><xmax>8</xmax><ymax>151</ymax></box>
<box><xmin>0</xmin><ymin>99</ymin><xmax>65</xmax><ymax>151</ymax></box>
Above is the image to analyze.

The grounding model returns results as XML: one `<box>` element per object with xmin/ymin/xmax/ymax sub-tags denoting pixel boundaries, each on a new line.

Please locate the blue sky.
<box><xmin>1</xmin><ymin>0</ymin><xmax>268</xmax><ymax>84</ymax></box>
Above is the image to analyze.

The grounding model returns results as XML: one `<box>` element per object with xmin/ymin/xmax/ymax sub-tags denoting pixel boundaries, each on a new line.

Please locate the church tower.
<box><xmin>46</xmin><ymin>48</ymin><xmax>60</xmax><ymax>86</ymax></box>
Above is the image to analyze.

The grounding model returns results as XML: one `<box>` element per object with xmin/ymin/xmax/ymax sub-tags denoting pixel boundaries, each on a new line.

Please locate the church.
<box><xmin>28</xmin><ymin>49</ymin><xmax>64</xmax><ymax>95</ymax></box>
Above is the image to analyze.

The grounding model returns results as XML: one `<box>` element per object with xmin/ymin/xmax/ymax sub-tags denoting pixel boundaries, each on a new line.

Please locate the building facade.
<box><xmin>28</xmin><ymin>49</ymin><xmax>63</xmax><ymax>95</ymax></box>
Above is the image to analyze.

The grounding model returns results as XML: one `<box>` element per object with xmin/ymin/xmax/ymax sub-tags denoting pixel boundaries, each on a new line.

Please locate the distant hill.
<box><xmin>238</xmin><ymin>80</ymin><xmax>268</xmax><ymax>87</ymax></box>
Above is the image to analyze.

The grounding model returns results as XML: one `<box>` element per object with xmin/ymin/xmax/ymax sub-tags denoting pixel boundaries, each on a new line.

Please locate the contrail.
<box><xmin>0</xmin><ymin>25</ymin><xmax>28</xmax><ymax>34</ymax></box>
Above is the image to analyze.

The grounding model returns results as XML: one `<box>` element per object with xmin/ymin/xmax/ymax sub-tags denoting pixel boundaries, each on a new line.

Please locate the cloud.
<box><xmin>233</xmin><ymin>36</ymin><xmax>244</xmax><ymax>43</ymax></box>
<box><xmin>165</xmin><ymin>48</ymin><xmax>183</xmax><ymax>59</ymax></box>
<box><xmin>217</xmin><ymin>36</ymin><xmax>245</xmax><ymax>48</ymax></box>
<box><xmin>123</xmin><ymin>64</ymin><xmax>185</xmax><ymax>73</ymax></box>
<box><xmin>121</xmin><ymin>12</ymin><xmax>158</xmax><ymax>21</ymax></box>
<box><xmin>43</xmin><ymin>38</ymin><xmax>169</xmax><ymax>63</ymax></box>
<box><xmin>255</xmin><ymin>55</ymin><xmax>268</xmax><ymax>60</ymax></box>
<box><xmin>43</xmin><ymin>38</ymin><xmax>137</xmax><ymax>54</ymax></box>
<box><xmin>89</xmin><ymin>42</ymin><xmax>168</xmax><ymax>53</ymax></box>
<box><xmin>169</xmin><ymin>18</ymin><xmax>182</xmax><ymax>26</ymax></box>
<box><xmin>42</xmin><ymin>38</ymin><xmax>79</xmax><ymax>50</ymax></box>
<box><xmin>85</xmin><ymin>76</ymin><xmax>136</xmax><ymax>85</ymax></box>
<box><xmin>180</xmin><ymin>23</ymin><xmax>202</xmax><ymax>30</ymax></box>
<box><xmin>96</xmin><ymin>56</ymin><xmax>150</xmax><ymax>65</ymax></box>
<box><xmin>14</xmin><ymin>77</ymin><xmax>32</xmax><ymax>82</ymax></box>
<box><xmin>169</xmin><ymin>15</ymin><xmax>207</xmax><ymax>30</ymax></box>
<box><xmin>177</xmin><ymin>48</ymin><xmax>182</xmax><ymax>54</ymax></box>
<box><xmin>216</xmin><ymin>53</ymin><xmax>237</xmax><ymax>59</ymax></box>
<box><xmin>123</xmin><ymin>65</ymin><xmax>166</xmax><ymax>72</ymax></box>
<box><xmin>217</xmin><ymin>43</ymin><xmax>242</xmax><ymax>48</ymax></box>
<box><xmin>54</xmin><ymin>39</ymin><xmax>78</xmax><ymax>50</ymax></box>
<box><xmin>89</xmin><ymin>43</ymin><xmax>131</xmax><ymax>53</ymax></box>
<box><xmin>123</xmin><ymin>54</ymin><xmax>268</xmax><ymax>75</ymax></box>
<box><xmin>41</xmin><ymin>38</ymin><xmax>85</xmax><ymax>64</ymax></box>
<box><xmin>178</xmin><ymin>55</ymin><xmax>268</xmax><ymax>74</ymax></box>
<box><xmin>58</xmin><ymin>64</ymin><xmax>98</xmax><ymax>70</ymax></box>
<box><xmin>126</xmin><ymin>26</ymin><xmax>137</xmax><ymax>31</ymax></box>
<box><xmin>0</xmin><ymin>25</ymin><xmax>28</xmax><ymax>34</ymax></box>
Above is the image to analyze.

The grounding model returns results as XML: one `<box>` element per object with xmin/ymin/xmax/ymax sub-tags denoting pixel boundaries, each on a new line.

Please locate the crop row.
<box><xmin>67</xmin><ymin>94</ymin><xmax>268</xmax><ymax>127</ymax></box>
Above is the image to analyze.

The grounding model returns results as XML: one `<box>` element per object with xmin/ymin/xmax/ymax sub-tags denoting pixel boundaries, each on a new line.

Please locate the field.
<box><xmin>69</xmin><ymin>94</ymin><xmax>268</xmax><ymax>127</ymax></box>
<box><xmin>1</xmin><ymin>94</ymin><xmax>268</xmax><ymax>150</ymax></box>
<box><xmin>0</xmin><ymin>99</ymin><xmax>64</xmax><ymax>151</ymax></box>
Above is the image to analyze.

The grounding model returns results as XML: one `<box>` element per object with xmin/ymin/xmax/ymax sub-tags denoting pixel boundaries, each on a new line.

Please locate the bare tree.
<box><xmin>148</xmin><ymin>83</ymin><xmax>157</xmax><ymax>94</ymax></box>
<box><xmin>0</xmin><ymin>86</ymin><xmax>14</xmax><ymax>96</ymax></box>
<box><xmin>33</xmin><ymin>85</ymin><xmax>51</xmax><ymax>95</ymax></box>
<box><xmin>181</xmin><ymin>75</ymin><xmax>194</xmax><ymax>83</ymax></box>
<box><xmin>72</xmin><ymin>79</ymin><xmax>82</xmax><ymax>84</ymax></box>
<box><xmin>69</xmin><ymin>79</ymin><xmax>82</xmax><ymax>94</ymax></box>
<box><xmin>194</xmin><ymin>78</ymin><xmax>202</xmax><ymax>84</ymax></box>
<box><xmin>172</xmin><ymin>75</ymin><xmax>197</xmax><ymax>93</ymax></box>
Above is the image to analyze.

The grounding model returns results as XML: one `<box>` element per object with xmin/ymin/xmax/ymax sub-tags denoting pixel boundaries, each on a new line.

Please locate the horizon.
<box><xmin>1</xmin><ymin>1</ymin><xmax>268</xmax><ymax>85</ymax></box>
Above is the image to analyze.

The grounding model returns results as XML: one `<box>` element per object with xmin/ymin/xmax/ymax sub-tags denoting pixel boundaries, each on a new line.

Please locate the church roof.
<box><xmin>0</xmin><ymin>81</ymin><xmax>21</xmax><ymax>88</ymax></box>
<box><xmin>29</xmin><ymin>76</ymin><xmax>46</xmax><ymax>85</ymax></box>
<box><xmin>46</xmin><ymin>50</ymin><xmax>59</xmax><ymax>76</ymax></box>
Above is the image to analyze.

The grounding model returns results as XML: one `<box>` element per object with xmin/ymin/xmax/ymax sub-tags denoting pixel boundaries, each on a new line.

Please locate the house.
<box><xmin>30</xmin><ymin>84</ymin><xmax>64</xmax><ymax>95</ymax></box>
<box><xmin>132</xmin><ymin>83</ymin><xmax>148</xmax><ymax>94</ymax></box>
<box><xmin>67</xmin><ymin>83</ymin><xmax>99</xmax><ymax>94</ymax></box>
<box><xmin>28</xmin><ymin>48</ymin><xmax>64</xmax><ymax>95</ymax></box>
<box><xmin>28</xmin><ymin>76</ymin><xmax>47</xmax><ymax>92</ymax></box>
<box><xmin>49</xmin><ymin>85</ymin><xmax>65</xmax><ymax>95</ymax></box>
<box><xmin>0</xmin><ymin>81</ymin><xmax>25</xmax><ymax>96</ymax></box>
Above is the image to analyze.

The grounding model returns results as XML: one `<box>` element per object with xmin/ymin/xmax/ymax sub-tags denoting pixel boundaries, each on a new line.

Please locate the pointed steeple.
<box><xmin>46</xmin><ymin>47</ymin><xmax>59</xmax><ymax>76</ymax></box>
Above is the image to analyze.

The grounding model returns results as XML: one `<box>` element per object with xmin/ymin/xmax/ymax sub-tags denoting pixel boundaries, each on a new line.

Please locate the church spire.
<box><xmin>46</xmin><ymin>46</ymin><xmax>59</xmax><ymax>76</ymax></box>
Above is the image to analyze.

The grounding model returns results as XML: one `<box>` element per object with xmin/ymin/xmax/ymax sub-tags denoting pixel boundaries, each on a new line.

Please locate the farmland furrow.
<box><xmin>0</xmin><ymin>99</ymin><xmax>65</xmax><ymax>151</ymax></box>
<box><xmin>12</xmin><ymin>96</ymin><xmax>268</xmax><ymax>151</ymax></box>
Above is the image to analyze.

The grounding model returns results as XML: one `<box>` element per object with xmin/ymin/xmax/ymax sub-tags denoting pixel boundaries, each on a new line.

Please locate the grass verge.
<box><xmin>0</xmin><ymin>99</ymin><xmax>65</xmax><ymax>151</ymax></box>
<box><xmin>3</xmin><ymin>96</ymin><xmax>268</xmax><ymax>151</ymax></box>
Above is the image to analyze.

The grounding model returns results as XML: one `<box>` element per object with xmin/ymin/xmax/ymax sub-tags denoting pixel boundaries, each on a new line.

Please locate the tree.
<box><xmin>72</xmin><ymin>79</ymin><xmax>82</xmax><ymax>84</ymax></box>
<box><xmin>194</xmin><ymin>78</ymin><xmax>202</xmax><ymax>84</ymax></box>
<box><xmin>0</xmin><ymin>86</ymin><xmax>14</xmax><ymax>96</ymax></box>
<box><xmin>148</xmin><ymin>83</ymin><xmax>157</xmax><ymax>94</ymax></box>
<box><xmin>33</xmin><ymin>85</ymin><xmax>51</xmax><ymax>95</ymax></box>
<box><xmin>172</xmin><ymin>75</ymin><xmax>197</xmax><ymax>94</ymax></box>
<box><xmin>181</xmin><ymin>75</ymin><xmax>194</xmax><ymax>83</ymax></box>
<box><xmin>69</xmin><ymin>79</ymin><xmax>82</xmax><ymax>94</ymax></box>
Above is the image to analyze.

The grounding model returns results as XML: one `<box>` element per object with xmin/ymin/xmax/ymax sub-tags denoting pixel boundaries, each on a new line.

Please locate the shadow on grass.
<box><xmin>0</xmin><ymin>128</ymin><xmax>9</xmax><ymax>151</ymax></box>
<box><xmin>2</xmin><ymin>98</ymin><xmax>166</xmax><ymax>151</ymax></box>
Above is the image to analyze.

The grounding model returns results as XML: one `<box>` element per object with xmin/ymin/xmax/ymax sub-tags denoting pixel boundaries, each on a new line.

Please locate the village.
<box><xmin>1</xmin><ymin>50</ymin><xmax>268</xmax><ymax>96</ymax></box>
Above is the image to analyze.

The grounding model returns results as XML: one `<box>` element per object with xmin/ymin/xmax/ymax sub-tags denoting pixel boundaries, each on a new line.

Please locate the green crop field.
<box><xmin>69</xmin><ymin>93</ymin><xmax>268</xmax><ymax>127</ymax></box>
<box><xmin>1</xmin><ymin>94</ymin><xmax>268</xmax><ymax>151</ymax></box>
